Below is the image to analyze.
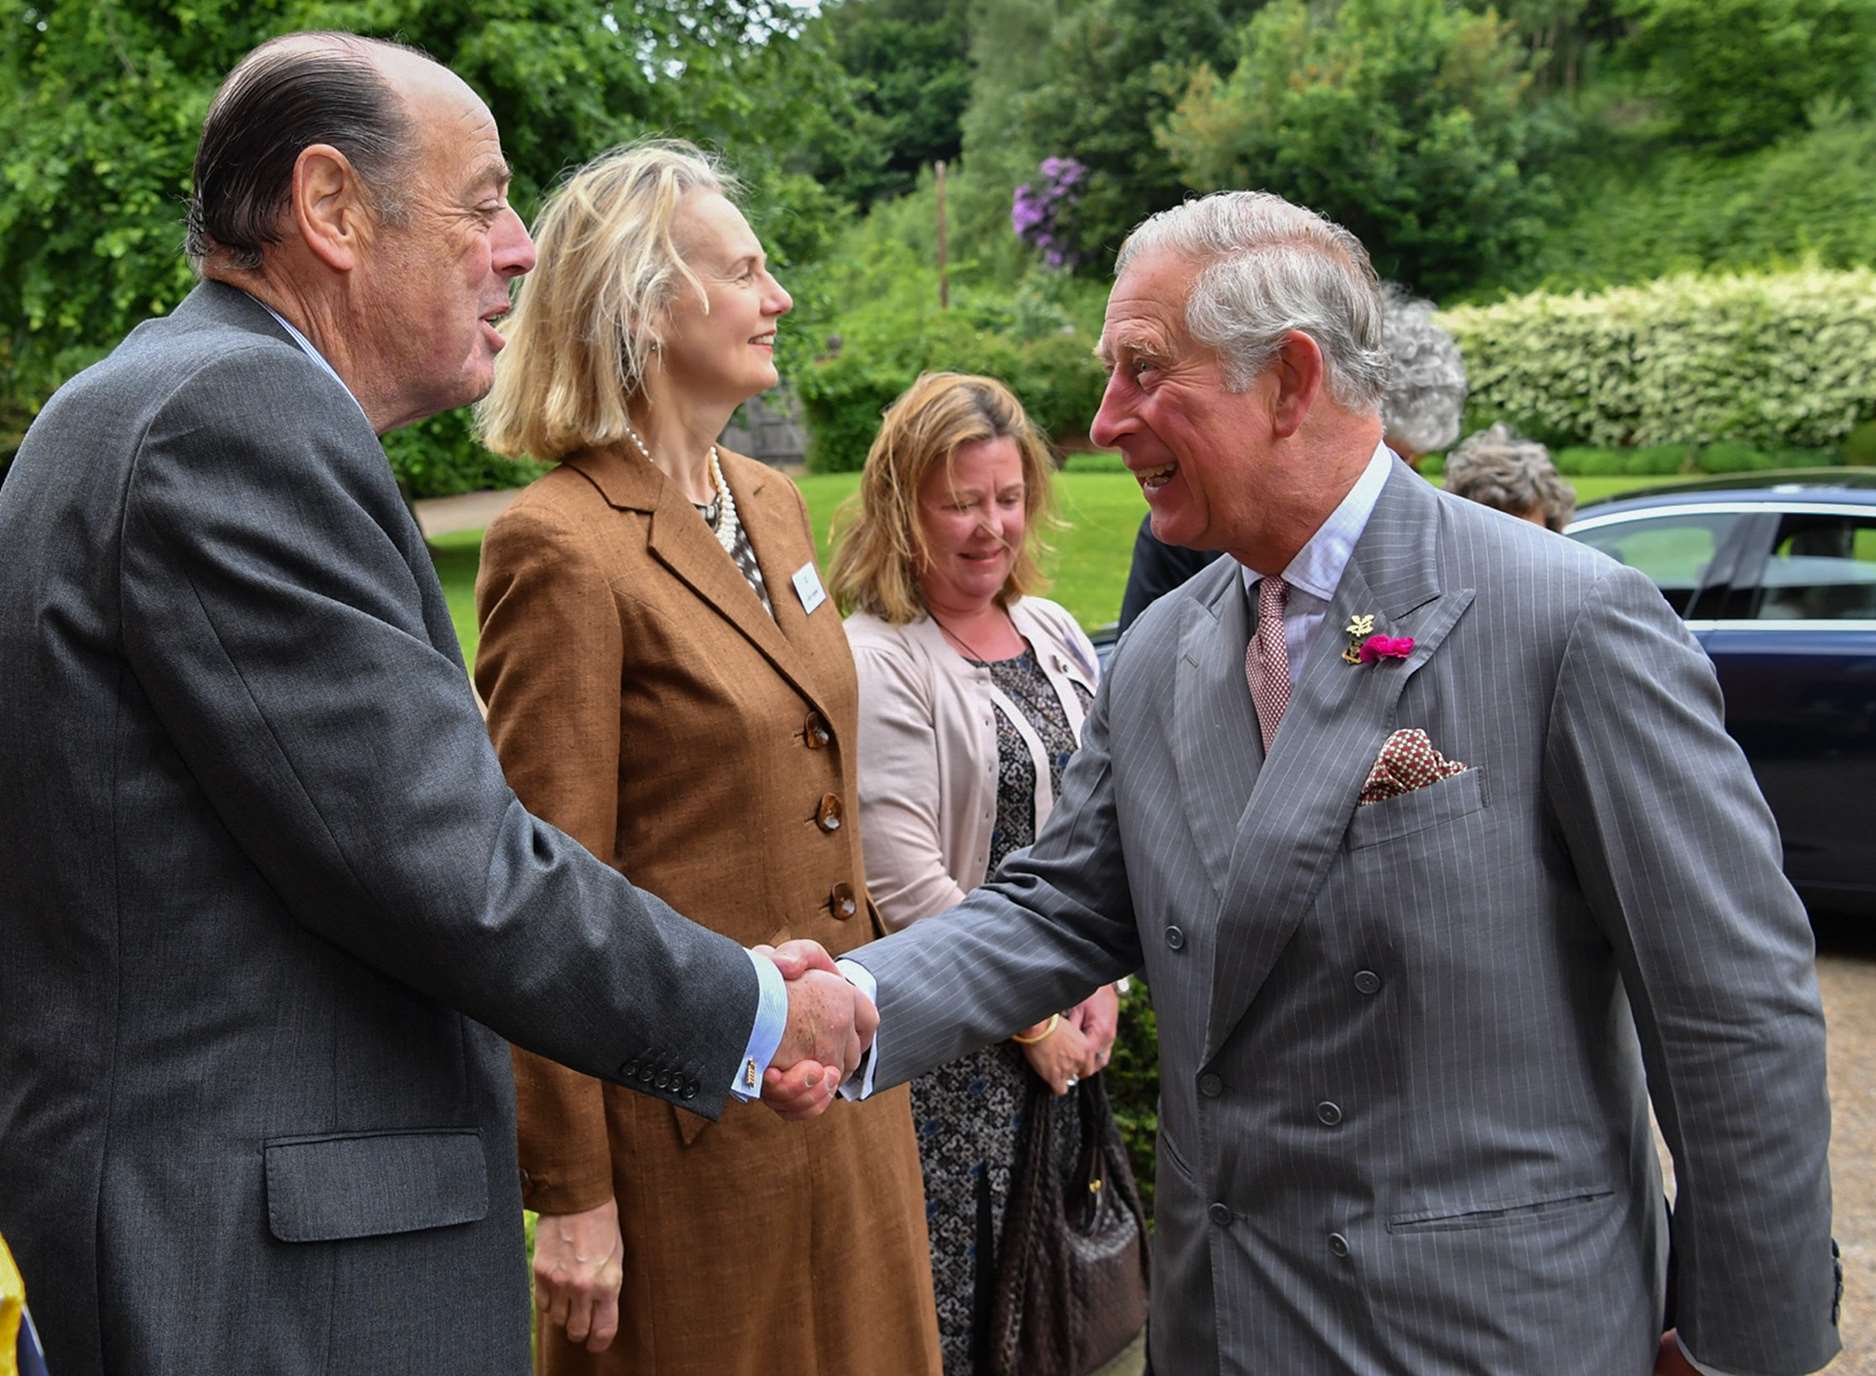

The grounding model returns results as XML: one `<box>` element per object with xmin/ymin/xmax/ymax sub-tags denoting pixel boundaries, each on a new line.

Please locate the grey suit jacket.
<box><xmin>849</xmin><ymin>461</ymin><xmax>1837</xmax><ymax>1374</ymax></box>
<box><xmin>0</xmin><ymin>282</ymin><xmax>758</xmax><ymax>1376</ymax></box>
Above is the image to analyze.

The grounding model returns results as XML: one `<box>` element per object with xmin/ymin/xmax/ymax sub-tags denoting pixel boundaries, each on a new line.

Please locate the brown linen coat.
<box><xmin>474</xmin><ymin>445</ymin><xmax>940</xmax><ymax>1376</ymax></box>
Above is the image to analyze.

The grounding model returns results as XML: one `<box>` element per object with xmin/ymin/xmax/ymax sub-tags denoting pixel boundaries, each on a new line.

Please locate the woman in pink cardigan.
<box><xmin>829</xmin><ymin>372</ymin><xmax>1127</xmax><ymax>1373</ymax></box>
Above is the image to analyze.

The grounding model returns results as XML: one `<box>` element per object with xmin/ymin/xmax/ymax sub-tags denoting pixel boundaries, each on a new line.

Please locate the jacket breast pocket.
<box><xmin>264</xmin><ymin>1128</ymin><xmax>488</xmax><ymax>1243</ymax></box>
<box><xmin>1345</xmin><ymin>766</ymin><xmax>1488</xmax><ymax>851</ymax></box>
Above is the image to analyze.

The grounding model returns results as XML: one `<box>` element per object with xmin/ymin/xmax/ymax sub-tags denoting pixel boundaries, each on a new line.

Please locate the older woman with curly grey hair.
<box><xmin>1443</xmin><ymin>423</ymin><xmax>1577</xmax><ymax>531</ymax></box>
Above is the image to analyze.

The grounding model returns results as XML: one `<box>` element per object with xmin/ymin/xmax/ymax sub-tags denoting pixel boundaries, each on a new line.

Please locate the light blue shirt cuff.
<box><xmin>835</xmin><ymin>958</ymin><xmax>879</xmax><ymax>1100</ymax></box>
<box><xmin>731</xmin><ymin>948</ymin><xmax>788</xmax><ymax>1102</ymax></box>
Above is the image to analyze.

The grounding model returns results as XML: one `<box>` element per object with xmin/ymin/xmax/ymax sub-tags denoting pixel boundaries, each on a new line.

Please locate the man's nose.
<box><xmin>1089</xmin><ymin>372</ymin><xmax>1130</xmax><ymax>448</ymax></box>
<box><xmin>495</xmin><ymin>206</ymin><xmax>536</xmax><ymax>279</ymax></box>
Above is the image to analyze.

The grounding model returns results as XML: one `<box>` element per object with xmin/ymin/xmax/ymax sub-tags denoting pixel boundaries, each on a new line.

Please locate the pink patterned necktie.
<box><xmin>1246</xmin><ymin>576</ymin><xmax>1291</xmax><ymax>754</ymax></box>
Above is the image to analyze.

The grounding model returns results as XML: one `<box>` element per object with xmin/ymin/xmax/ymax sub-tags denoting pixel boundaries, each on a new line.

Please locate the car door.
<box><xmin>1694</xmin><ymin>505</ymin><xmax>1876</xmax><ymax>910</ymax></box>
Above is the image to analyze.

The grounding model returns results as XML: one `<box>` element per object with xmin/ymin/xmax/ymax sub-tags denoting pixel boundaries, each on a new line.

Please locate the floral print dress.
<box><xmin>907</xmin><ymin>645</ymin><xmax>1095</xmax><ymax>1374</ymax></box>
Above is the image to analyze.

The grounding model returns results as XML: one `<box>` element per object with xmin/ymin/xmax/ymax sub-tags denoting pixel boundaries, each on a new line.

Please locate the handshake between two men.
<box><xmin>758</xmin><ymin>939</ymin><xmax>877</xmax><ymax>1119</ymax></box>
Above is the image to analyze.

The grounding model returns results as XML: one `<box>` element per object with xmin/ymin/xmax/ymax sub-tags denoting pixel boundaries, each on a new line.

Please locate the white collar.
<box><xmin>252</xmin><ymin>296</ymin><xmax>370</xmax><ymax>424</ymax></box>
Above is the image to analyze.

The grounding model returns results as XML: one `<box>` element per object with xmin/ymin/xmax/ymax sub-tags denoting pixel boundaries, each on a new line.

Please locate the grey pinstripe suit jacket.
<box><xmin>849</xmin><ymin>460</ymin><xmax>1838</xmax><ymax>1374</ymax></box>
<box><xmin>0</xmin><ymin>283</ymin><xmax>759</xmax><ymax>1376</ymax></box>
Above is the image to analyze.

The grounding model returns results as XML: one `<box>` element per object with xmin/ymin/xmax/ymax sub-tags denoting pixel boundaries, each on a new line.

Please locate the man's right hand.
<box><xmin>532</xmin><ymin>1197</ymin><xmax>624</xmax><ymax>1353</ymax></box>
<box><xmin>755</xmin><ymin>943</ymin><xmax>877</xmax><ymax>1120</ymax></box>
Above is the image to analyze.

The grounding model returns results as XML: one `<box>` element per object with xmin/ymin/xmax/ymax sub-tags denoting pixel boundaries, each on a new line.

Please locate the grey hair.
<box><xmin>1380</xmin><ymin>284</ymin><xmax>1468</xmax><ymax>456</ymax></box>
<box><xmin>1114</xmin><ymin>190</ymin><xmax>1389</xmax><ymax>411</ymax></box>
<box><xmin>1444</xmin><ymin>423</ymin><xmax>1576</xmax><ymax>531</ymax></box>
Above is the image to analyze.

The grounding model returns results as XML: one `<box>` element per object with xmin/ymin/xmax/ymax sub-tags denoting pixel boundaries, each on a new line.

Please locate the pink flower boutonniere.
<box><xmin>1340</xmin><ymin>613</ymin><xmax>1414</xmax><ymax>666</ymax></box>
<box><xmin>1358</xmin><ymin>634</ymin><xmax>1415</xmax><ymax>664</ymax></box>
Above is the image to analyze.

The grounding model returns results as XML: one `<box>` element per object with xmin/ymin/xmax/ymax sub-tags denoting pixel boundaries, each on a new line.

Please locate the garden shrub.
<box><xmin>1845</xmin><ymin>420</ymin><xmax>1876</xmax><ymax>466</ymax></box>
<box><xmin>1439</xmin><ymin>267</ymin><xmax>1876</xmax><ymax>450</ymax></box>
<box><xmin>794</xmin><ymin>286</ymin><xmax>1107</xmax><ymax>471</ymax></box>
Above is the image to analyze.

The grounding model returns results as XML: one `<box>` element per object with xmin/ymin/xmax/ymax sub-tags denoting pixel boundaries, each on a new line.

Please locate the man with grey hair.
<box><xmin>0</xmin><ymin>32</ymin><xmax>874</xmax><ymax>1376</ymax></box>
<box><xmin>776</xmin><ymin>189</ymin><xmax>1838</xmax><ymax>1374</ymax></box>
<box><xmin>1117</xmin><ymin>277</ymin><xmax>1468</xmax><ymax>630</ymax></box>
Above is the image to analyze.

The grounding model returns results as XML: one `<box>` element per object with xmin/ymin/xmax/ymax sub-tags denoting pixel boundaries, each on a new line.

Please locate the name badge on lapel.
<box><xmin>791</xmin><ymin>561</ymin><xmax>828</xmax><ymax>616</ymax></box>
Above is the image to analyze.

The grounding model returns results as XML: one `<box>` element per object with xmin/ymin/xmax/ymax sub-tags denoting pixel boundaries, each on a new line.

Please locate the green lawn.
<box><xmin>433</xmin><ymin>466</ymin><xmax>1698</xmax><ymax>663</ymax></box>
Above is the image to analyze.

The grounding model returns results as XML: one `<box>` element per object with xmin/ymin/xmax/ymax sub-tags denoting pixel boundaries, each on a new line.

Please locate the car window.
<box><xmin>1569</xmin><ymin>512</ymin><xmax>1745</xmax><ymax>616</ymax></box>
<box><xmin>1751</xmin><ymin>514</ymin><xmax>1876</xmax><ymax>621</ymax></box>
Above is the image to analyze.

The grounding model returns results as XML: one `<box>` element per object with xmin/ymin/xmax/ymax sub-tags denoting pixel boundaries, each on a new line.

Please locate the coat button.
<box><xmin>655</xmin><ymin>1070</ymin><xmax>672</xmax><ymax>1089</ymax></box>
<box><xmin>815</xmin><ymin>794</ymin><xmax>843</xmax><ymax>833</ymax></box>
<box><xmin>1199</xmin><ymin>1073</ymin><xmax>1223</xmax><ymax>1098</ymax></box>
<box><xmin>637</xmin><ymin>1064</ymin><xmax>654</xmax><ymax>1083</ymax></box>
<box><xmin>1328</xmin><ymin>1232</ymin><xmax>1350</xmax><ymax>1258</ymax></box>
<box><xmin>804</xmin><ymin>711</ymin><xmax>832</xmax><ymax>749</ymax></box>
<box><xmin>1354</xmin><ymin>969</ymin><xmax>1382</xmax><ymax>995</ymax></box>
<box><xmin>1165</xmin><ymin>925</ymin><xmax>1186</xmax><ymax>951</ymax></box>
<box><xmin>1316</xmin><ymin>1101</ymin><xmax>1343</xmax><ymax>1126</ymax></box>
<box><xmin>681</xmin><ymin>1080</ymin><xmax>699</xmax><ymax>1101</ymax></box>
<box><xmin>829</xmin><ymin>881</ymin><xmax>858</xmax><ymax>919</ymax></box>
<box><xmin>1208</xmin><ymin>1202</ymin><xmax>1232</xmax><ymax>1227</ymax></box>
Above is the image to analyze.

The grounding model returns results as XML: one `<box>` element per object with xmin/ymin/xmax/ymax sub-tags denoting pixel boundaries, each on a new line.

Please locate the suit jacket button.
<box><xmin>1353</xmin><ymin>969</ymin><xmax>1382</xmax><ymax>995</ymax></box>
<box><xmin>1208</xmin><ymin>1202</ymin><xmax>1231</xmax><ymax>1227</ymax></box>
<box><xmin>816</xmin><ymin>794</ymin><xmax>843</xmax><ymax>832</ymax></box>
<box><xmin>1165</xmin><ymin>925</ymin><xmax>1186</xmax><ymax>951</ymax></box>
<box><xmin>829</xmin><ymin>881</ymin><xmax>858</xmax><ymax>919</ymax></box>
<box><xmin>1328</xmin><ymin>1232</ymin><xmax>1350</xmax><ymax>1258</ymax></box>
<box><xmin>804</xmin><ymin>712</ymin><xmax>832</xmax><ymax>749</ymax></box>
<box><xmin>681</xmin><ymin>1081</ymin><xmax>699</xmax><ymax>1101</ymax></box>
<box><xmin>1199</xmin><ymin>1073</ymin><xmax>1223</xmax><ymax>1098</ymax></box>
<box><xmin>655</xmin><ymin>1070</ymin><xmax>672</xmax><ymax>1089</ymax></box>
<box><xmin>637</xmin><ymin>1064</ymin><xmax>654</xmax><ymax>1083</ymax></box>
<box><xmin>1316</xmin><ymin>1100</ymin><xmax>1343</xmax><ymax>1126</ymax></box>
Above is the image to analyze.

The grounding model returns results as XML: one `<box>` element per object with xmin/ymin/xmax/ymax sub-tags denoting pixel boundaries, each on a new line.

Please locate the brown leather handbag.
<box><xmin>984</xmin><ymin>1074</ymin><xmax>1150</xmax><ymax>1376</ymax></box>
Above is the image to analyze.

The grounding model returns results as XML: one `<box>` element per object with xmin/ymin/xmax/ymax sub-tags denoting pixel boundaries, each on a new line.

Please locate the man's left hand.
<box><xmin>1656</xmin><ymin>1331</ymin><xmax>1700</xmax><ymax>1375</ymax></box>
<box><xmin>1066</xmin><ymin>984</ymin><xmax>1121</xmax><ymax>1069</ymax></box>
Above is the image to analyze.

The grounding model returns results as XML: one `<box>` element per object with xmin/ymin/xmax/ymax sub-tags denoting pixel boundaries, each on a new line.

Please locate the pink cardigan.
<box><xmin>844</xmin><ymin>598</ymin><xmax>1099</xmax><ymax>932</ymax></box>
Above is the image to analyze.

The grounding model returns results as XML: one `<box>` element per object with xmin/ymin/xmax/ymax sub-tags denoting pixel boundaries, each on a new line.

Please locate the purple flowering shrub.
<box><xmin>1011</xmin><ymin>156</ymin><xmax>1088</xmax><ymax>269</ymax></box>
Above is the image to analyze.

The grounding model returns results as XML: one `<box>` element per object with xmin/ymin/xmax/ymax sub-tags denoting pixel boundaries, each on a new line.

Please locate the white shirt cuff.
<box><xmin>730</xmin><ymin>948</ymin><xmax>788</xmax><ymax>1102</ymax></box>
<box><xmin>835</xmin><ymin>958</ymin><xmax>878</xmax><ymax>1100</ymax></box>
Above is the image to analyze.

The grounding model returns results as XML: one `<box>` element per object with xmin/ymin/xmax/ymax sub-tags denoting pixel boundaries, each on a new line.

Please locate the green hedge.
<box><xmin>1440</xmin><ymin>267</ymin><xmax>1876</xmax><ymax>450</ymax></box>
<box><xmin>789</xmin><ymin>262</ymin><xmax>1110</xmax><ymax>472</ymax></box>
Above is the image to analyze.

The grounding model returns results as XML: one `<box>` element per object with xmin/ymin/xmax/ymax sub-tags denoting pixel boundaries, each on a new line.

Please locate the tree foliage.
<box><xmin>0</xmin><ymin>0</ymin><xmax>856</xmax><ymax>488</ymax></box>
<box><xmin>1618</xmin><ymin>0</ymin><xmax>1876</xmax><ymax>155</ymax></box>
<box><xmin>1159</xmin><ymin>0</ymin><xmax>1554</xmax><ymax>295</ymax></box>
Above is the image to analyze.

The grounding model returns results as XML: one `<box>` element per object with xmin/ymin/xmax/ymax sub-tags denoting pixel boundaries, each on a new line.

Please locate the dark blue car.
<box><xmin>1567</xmin><ymin>470</ymin><xmax>1876</xmax><ymax>916</ymax></box>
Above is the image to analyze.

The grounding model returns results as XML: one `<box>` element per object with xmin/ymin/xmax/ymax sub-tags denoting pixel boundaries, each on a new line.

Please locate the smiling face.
<box><xmin>359</xmin><ymin>60</ymin><xmax>536</xmax><ymax>429</ymax></box>
<box><xmin>657</xmin><ymin>190</ymin><xmax>793</xmax><ymax>410</ymax></box>
<box><xmin>1090</xmin><ymin>247</ymin><xmax>1279</xmax><ymax>558</ymax></box>
<box><xmin>916</xmin><ymin>435</ymin><xmax>1029</xmax><ymax>617</ymax></box>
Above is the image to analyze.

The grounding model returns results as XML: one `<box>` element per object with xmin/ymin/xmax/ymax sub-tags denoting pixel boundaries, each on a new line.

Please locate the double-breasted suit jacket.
<box><xmin>0</xmin><ymin>283</ymin><xmax>762</xmax><ymax>1376</ymax></box>
<box><xmin>847</xmin><ymin>459</ymin><xmax>1837</xmax><ymax>1375</ymax></box>
<box><xmin>474</xmin><ymin>445</ymin><xmax>941</xmax><ymax>1376</ymax></box>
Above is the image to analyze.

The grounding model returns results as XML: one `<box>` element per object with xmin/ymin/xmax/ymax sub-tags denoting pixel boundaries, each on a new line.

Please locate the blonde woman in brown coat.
<box><xmin>473</xmin><ymin>141</ymin><xmax>940</xmax><ymax>1376</ymax></box>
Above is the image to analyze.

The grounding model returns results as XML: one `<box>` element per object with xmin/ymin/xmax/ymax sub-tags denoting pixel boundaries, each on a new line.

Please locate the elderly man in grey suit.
<box><xmin>0</xmin><ymin>33</ymin><xmax>873</xmax><ymax>1376</ymax></box>
<box><xmin>777</xmin><ymin>191</ymin><xmax>1840</xmax><ymax>1374</ymax></box>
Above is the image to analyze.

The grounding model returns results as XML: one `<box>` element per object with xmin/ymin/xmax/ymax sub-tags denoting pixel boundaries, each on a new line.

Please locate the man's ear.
<box><xmin>290</xmin><ymin>144</ymin><xmax>369</xmax><ymax>273</ymax></box>
<box><xmin>1268</xmin><ymin>330</ymin><xmax>1325</xmax><ymax>439</ymax></box>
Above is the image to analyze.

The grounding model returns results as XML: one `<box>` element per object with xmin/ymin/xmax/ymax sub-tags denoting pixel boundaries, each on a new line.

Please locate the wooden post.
<box><xmin>935</xmin><ymin>159</ymin><xmax>950</xmax><ymax>311</ymax></box>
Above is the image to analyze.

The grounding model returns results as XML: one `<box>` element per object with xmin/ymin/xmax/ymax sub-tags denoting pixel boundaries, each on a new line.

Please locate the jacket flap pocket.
<box><xmin>1346</xmin><ymin>765</ymin><xmax>1487</xmax><ymax>851</ymax></box>
<box><xmin>265</xmin><ymin>1128</ymin><xmax>488</xmax><ymax>1243</ymax></box>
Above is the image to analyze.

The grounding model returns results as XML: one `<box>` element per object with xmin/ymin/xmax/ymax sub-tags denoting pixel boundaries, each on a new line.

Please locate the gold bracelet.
<box><xmin>1010</xmin><ymin>1013</ymin><xmax>1061</xmax><ymax>1046</ymax></box>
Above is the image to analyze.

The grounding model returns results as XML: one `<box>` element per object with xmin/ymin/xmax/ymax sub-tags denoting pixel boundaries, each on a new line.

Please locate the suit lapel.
<box><xmin>1201</xmin><ymin>464</ymin><xmax>1476</xmax><ymax>1062</ymax></box>
<box><xmin>1170</xmin><ymin>561</ymin><xmax>1261</xmax><ymax>906</ymax></box>
<box><xmin>567</xmin><ymin>447</ymin><xmax>836</xmax><ymax>722</ymax></box>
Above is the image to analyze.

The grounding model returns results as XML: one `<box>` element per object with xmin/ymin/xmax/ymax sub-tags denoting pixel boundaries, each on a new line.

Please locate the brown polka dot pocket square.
<box><xmin>1359</xmin><ymin>728</ymin><xmax>1468</xmax><ymax>805</ymax></box>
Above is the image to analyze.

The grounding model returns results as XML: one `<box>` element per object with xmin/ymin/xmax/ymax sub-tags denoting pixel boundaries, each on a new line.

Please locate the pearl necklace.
<box><xmin>623</xmin><ymin>422</ymin><xmax>741</xmax><ymax>557</ymax></box>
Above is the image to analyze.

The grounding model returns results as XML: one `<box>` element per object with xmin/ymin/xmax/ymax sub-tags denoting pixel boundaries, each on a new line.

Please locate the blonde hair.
<box><xmin>828</xmin><ymin>373</ymin><xmax>1057</xmax><ymax>624</ymax></box>
<box><xmin>477</xmin><ymin>139</ymin><xmax>738</xmax><ymax>460</ymax></box>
